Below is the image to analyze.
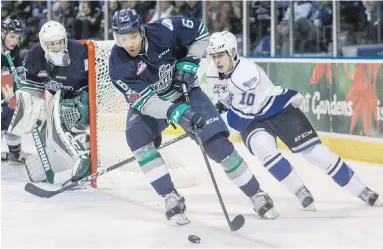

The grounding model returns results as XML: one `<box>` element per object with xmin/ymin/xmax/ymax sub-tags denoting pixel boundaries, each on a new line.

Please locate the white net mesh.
<box><xmin>91</xmin><ymin>41</ymin><xmax>195</xmax><ymax>189</ymax></box>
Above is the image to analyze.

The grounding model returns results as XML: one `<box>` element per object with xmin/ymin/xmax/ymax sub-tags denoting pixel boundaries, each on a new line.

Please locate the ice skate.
<box><xmin>250</xmin><ymin>191</ymin><xmax>279</xmax><ymax>219</ymax></box>
<box><xmin>295</xmin><ymin>186</ymin><xmax>316</xmax><ymax>210</ymax></box>
<box><xmin>163</xmin><ymin>189</ymin><xmax>190</xmax><ymax>225</ymax></box>
<box><xmin>359</xmin><ymin>187</ymin><xmax>382</xmax><ymax>207</ymax></box>
<box><xmin>8</xmin><ymin>151</ymin><xmax>31</xmax><ymax>164</ymax></box>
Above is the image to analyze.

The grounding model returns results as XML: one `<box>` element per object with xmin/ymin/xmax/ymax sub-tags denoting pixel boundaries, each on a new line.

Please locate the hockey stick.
<box><xmin>24</xmin><ymin>133</ymin><xmax>189</xmax><ymax>198</ymax></box>
<box><xmin>4</xmin><ymin>51</ymin><xmax>55</xmax><ymax>183</ymax></box>
<box><xmin>182</xmin><ymin>84</ymin><xmax>245</xmax><ymax>232</ymax></box>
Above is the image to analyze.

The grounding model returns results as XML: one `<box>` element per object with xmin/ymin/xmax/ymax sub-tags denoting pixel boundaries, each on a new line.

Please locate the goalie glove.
<box><xmin>8</xmin><ymin>89</ymin><xmax>45</xmax><ymax>136</ymax></box>
<box><xmin>60</xmin><ymin>91</ymin><xmax>89</xmax><ymax>133</ymax></box>
<box><xmin>172</xmin><ymin>56</ymin><xmax>200</xmax><ymax>93</ymax></box>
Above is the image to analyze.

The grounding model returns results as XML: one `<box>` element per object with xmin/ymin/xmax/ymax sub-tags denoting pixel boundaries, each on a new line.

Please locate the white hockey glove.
<box><xmin>8</xmin><ymin>89</ymin><xmax>45</xmax><ymax>136</ymax></box>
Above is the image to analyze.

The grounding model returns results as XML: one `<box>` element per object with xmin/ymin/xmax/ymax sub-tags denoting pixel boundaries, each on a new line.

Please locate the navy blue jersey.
<box><xmin>23</xmin><ymin>39</ymin><xmax>88</xmax><ymax>99</ymax></box>
<box><xmin>1</xmin><ymin>46</ymin><xmax>22</xmax><ymax>72</ymax></box>
<box><xmin>1</xmin><ymin>46</ymin><xmax>22</xmax><ymax>92</ymax></box>
<box><xmin>109</xmin><ymin>16</ymin><xmax>209</xmax><ymax>112</ymax></box>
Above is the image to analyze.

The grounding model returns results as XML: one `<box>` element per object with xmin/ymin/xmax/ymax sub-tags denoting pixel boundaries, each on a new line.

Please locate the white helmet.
<box><xmin>206</xmin><ymin>31</ymin><xmax>238</xmax><ymax>63</ymax></box>
<box><xmin>39</xmin><ymin>20</ymin><xmax>70</xmax><ymax>66</ymax></box>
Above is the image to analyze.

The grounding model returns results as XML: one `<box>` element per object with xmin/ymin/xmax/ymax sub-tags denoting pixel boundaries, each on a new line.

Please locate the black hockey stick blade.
<box><xmin>24</xmin><ymin>133</ymin><xmax>189</xmax><ymax>198</ymax></box>
<box><xmin>24</xmin><ymin>183</ymin><xmax>65</xmax><ymax>198</ymax></box>
<box><xmin>229</xmin><ymin>214</ymin><xmax>245</xmax><ymax>231</ymax></box>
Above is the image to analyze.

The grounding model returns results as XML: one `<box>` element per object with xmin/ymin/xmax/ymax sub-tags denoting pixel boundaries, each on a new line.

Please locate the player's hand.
<box><xmin>215</xmin><ymin>101</ymin><xmax>228</xmax><ymax>114</ymax></box>
<box><xmin>173</xmin><ymin>56</ymin><xmax>200</xmax><ymax>92</ymax></box>
<box><xmin>167</xmin><ymin>103</ymin><xmax>205</xmax><ymax>129</ymax></box>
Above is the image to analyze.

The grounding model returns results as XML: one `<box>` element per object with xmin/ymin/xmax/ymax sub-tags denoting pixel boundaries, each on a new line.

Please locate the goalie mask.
<box><xmin>39</xmin><ymin>21</ymin><xmax>70</xmax><ymax>66</ymax></box>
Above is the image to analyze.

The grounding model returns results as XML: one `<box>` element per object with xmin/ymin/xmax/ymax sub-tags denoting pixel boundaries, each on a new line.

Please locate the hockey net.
<box><xmin>85</xmin><ymin>40</ymin><xmax>195</xmax><ymax>189</ymax></box>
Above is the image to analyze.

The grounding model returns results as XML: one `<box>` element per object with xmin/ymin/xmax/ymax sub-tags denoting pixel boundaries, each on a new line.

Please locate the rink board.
<box><xmin>163</xmin><ymin>126</ymin><xmax>383</xmax><ymax>164</ymax></box>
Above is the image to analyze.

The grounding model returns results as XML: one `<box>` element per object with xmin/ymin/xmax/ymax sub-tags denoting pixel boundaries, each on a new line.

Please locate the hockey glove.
<box><xmin>167</xmin><ymin>103</ymin><xmax>205</xmax><ymax>129</ymax></box>
<box><xmin>215</xmin><ymin>101</ymin><xmax>228</xmax><ymax>114</ymax></box>
<box><xmin>172</xmin><ymin>56</ymin><xmax>200</xmax><ymax>93</ymax></box>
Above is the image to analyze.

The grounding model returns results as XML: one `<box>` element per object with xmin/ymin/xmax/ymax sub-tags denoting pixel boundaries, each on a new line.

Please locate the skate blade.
<box><xmin>170</xmin><ymin>213</ymin><xmax>191</xmax><ymax>225</ymax></box>
<box><xmin>262</xmin><ymin>208</ymin><xmax>279</xmax><ymax>220</ymax></box>
<box><xmin>373</xmin><ymin>199</ymin><xmax>383</xmax><ymax>207</ymax></box>
<box><xmin>302</xmin><ymin>203</ymin><xmax>317</xmax><ymax>211</ymax></box>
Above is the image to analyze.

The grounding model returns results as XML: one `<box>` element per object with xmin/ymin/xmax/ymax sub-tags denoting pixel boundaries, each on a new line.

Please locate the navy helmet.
<box><xmin>1</xmin><ymin>19</ymin><xmax>22</xmax><ymax>35</ymax></box>
<box><xmin>112</xmin><ymin>8</ymin><xmax>143</xmax><ymax>35</ymax></box>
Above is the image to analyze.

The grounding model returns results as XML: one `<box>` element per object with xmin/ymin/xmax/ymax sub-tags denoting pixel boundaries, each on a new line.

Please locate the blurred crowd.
<box><xmin>1</xmin><ymin>0</ymin><xmax>382</xmax><ymax>57</ymax></box>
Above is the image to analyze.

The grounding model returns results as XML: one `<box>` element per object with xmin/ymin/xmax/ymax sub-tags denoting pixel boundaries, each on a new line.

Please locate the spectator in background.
<box><xmin>149</xmin><ymin>1</ymin><xmax>175</xmax><ymax>23</ymax></box>
<box><xmin>121</xmin><ymin>1</ymin><xmax>156</xmax><ymax>23</ymax></box>
<box><xmin>182</xmin><ymin>1</ymin><xmax>202</xmax><ymax>19</ymax></box>
<box><xmin>2</xmin><ymin>1</ymin><xmax>31</xmax><ymax>22</ymax></box>
<box><xmin>30</xmin><ymin>0</ymin><xmax>47</xmax><ymax>27</ymax></box>
<box><xmin>206</xmin><ymin>1</ymin><xmax>231</xmax><ymax>32</ymax></box>
<box><xmin>74</xmin><ymin>1</ymin><xmax>102</xmax><ymax>39</ymax></box>
<box><xmin>54</xmin><ymin>1</ymin><xmax>77</xmax><ymax>39</ymax></box>
<box><xmin>19</xmin><ymin>16</ymin><xmax>40</xmax><ymax>58</ymax></box>
<box><xmin>277</xmin><ymin>1</ymin><xmax>317</xmax><ymax>55</ymax></box>
<box><xmin>107</xmin><ymin>0</ymin><xmax>122</xmax><ymax>39</ymax></box>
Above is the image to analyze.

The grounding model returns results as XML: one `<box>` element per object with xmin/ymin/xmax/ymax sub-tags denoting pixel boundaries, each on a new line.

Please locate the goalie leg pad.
<box><xmin>25</xmin><ymin>154</ymin><xmax>49</xmax><ymax>182</ymax></box>
<box><xmin>25</xmin><ymin>91</ymin><xmax>91</xmax><ymax>184</ymax></box>
<box><xmin>8</xmin><ymin>89</ymin><xmax>45</xmax><ymax>136</ymax></box>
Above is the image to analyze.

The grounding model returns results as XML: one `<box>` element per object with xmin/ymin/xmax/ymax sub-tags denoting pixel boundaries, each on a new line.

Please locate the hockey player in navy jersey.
<box><xmin>8</xmin><ymin>21</ymin><xmax>90</xmax><ymax>185</ymax></box>
<box><xmin>1</xmin><ymin>19</ymin><xmax>31</xmax><ymax>163</ymax></box>
<box><xmin>206</xmin><ymin>31</ymin><xmax>381</xmax><ymax>208</ymax></box>
<box><xmin>109</xmin><ymin>8</ymin><xmax>279</xmax><ymax>224</ymax></box>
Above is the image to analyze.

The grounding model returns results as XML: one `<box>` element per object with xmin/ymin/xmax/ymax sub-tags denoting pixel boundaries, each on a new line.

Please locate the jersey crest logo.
<box><xmin>149</xmin><ymin>63</ymin><xmax>175</xmax><ymax>94</ymax></box>
<box><xmin>161</xmin><ymin>18</ymin><xmax>174</xmax><ymax>31</ymax></box>
<box><xmin>137</xmin><ymin>61</ymin><xmax>147</xmax><ymax>75</ymax></box>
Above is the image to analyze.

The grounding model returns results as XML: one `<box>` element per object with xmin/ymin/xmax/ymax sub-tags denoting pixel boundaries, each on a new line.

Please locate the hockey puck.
<box><xmin>188</xmin><ymin>235</ymin><xmax>201</xmax><ymax>244</ymax></box>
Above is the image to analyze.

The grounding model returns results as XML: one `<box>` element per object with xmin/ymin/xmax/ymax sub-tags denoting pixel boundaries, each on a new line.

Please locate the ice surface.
<box><xmin>2</xmin><ymin>134</ymin><xmax>383</xmax><ymax>248</ymax></box>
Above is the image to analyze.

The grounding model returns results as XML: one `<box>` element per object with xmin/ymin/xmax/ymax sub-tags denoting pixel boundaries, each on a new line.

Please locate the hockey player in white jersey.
<box><xmin>206</xmin><ymin>31</ymin><xmax>381</xmax><ymax>208</ymax></box>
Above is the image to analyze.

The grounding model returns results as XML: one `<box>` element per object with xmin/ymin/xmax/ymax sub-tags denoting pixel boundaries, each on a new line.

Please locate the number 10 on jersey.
<box><xmin>239</xmin><ymin>92</ymin><xmax>255</xmax><ymax>106</ymax></box>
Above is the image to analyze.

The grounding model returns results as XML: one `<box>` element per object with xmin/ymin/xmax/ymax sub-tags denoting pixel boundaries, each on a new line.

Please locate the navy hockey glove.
<box><xmin>172</xmin><ymin>56</ymin><xmax>200</xmax><ymax>92</ymax></box>
<box><xmin>167</xmin><ymin>103</ymin><xmax>205</xmax><ymax>129</ymax></box>
<box><xmin>215</xmin><ymin>101</ymin><xmax>228</xmax><ymax>114</ymax></box>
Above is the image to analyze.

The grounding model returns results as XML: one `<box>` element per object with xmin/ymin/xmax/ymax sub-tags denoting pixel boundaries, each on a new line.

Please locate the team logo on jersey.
<box><xmin>37</xmin><ymin>70</ymin><xmax>48</xmax><ymax>77</ymax></box>
<box><xmin>137</xmin><ymin>61</ymin><xmax>147</xmax><ymax>75</ymax></box>
<box><xmin>158</xmin><ymin>49</ymin><xmax>170</xmax><ymax>58</ymax></box>
<box><xmin>150</xmin><ymin>63</ymin><xmax>175</xmax><ymax>94</ymax></box>
<box><xmin>126</xmin><ymin>88</ymin><xmax>139</xmax><ymax>104</ymax></box>
<box><xmin>213</xmin><ymin>83</ymin><xmax>233</xmax><ymax>107</ymax></box>
<box><xmin>44</xmin><ymin>79</ymin><xmax>74</xmax><ymax>92</ymax></box>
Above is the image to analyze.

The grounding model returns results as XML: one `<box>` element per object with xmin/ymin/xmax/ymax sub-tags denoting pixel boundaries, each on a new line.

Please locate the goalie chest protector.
<box><xmin>23</xmin><ymin>40</ymin><xmax>88</xmax><ymax>99</ymax></box>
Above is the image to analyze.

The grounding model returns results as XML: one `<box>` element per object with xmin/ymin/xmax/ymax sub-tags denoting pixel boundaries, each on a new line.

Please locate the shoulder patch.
<box><xmin>161</xmin><ymin>18</ymin><xmax>173</xmax><ymax>31</ymax></box>
<box><xmin>243</xmin><ymin>77</ymin><xmax>259</xmax><ymax>89</ymax></box>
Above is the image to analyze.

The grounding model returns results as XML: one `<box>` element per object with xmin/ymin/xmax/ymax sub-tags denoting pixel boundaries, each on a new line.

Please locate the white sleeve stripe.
<box><xmin>198</xmin><ymin>21</ymin><xmax>203</xmax><ymax>32</ymax></box>
<box><xmin>194</xmin><ymin>32</ymin><xmax>209</xmax><ymax>42</ymax></box>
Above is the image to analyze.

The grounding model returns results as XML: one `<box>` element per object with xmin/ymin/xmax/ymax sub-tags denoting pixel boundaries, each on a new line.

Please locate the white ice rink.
<box><xmin>2</xmin><ymin>134</ymin><xmax>383</xmax><ymax>248</ymax></box>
